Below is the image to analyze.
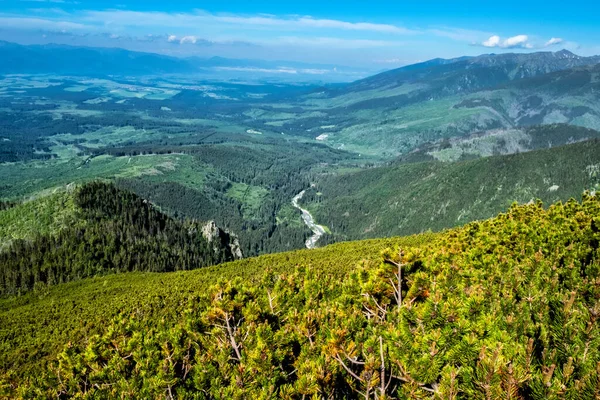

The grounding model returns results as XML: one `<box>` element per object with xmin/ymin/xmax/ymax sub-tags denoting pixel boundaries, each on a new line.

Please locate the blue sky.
<box><xmin>0</xmin><ymin>0</ymin><xmax>598</xmax><ymax>69</ymax></box>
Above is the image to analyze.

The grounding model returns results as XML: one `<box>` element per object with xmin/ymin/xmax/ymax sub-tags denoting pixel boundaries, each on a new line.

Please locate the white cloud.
<box><xmin>545</xmin><ymin>37</ymin><xmax>563</xmax><ymax>47</ymax></box>
<box><xmin>296</xmin><ymin>18</ymin><xmax>415</xmax><ymax>34</ymax></box>
<box><xmin>482</xmin><ymin>35</ymin><xmax>501</xmax><ymax>47</ymax></box>
<box><xmin>179</xmin><ymin>35</ymin><xmax>197</xmax><ymax>44</ymax></box>
<box><xmin>21</xmin><ymin>0</ymin><xmax>81</xmax><ymax>4</ymax></box>
<box><xmin>78</xmin><ymin>10</ymin><xmax>417</xmax><ymax>35</ymax></box>
<box><xmin>481</xmin><ymin>34</ymin><xmax>533</xmax><ymax>49</ymax></box>
<box><xmin>0</xmin><ymin>16</ymin><xmax>86</xmax><ymax>31</ymax></box>
<box><xmin>429</xmin><ymin>27</ymin><xmax>492</xmax><ymax>43</ymax></box>
<box><xmin>167</xmin><ymin>35</ymin><xmax>177</xmax><ymax>42</ymax></box>
<box><xmin>214</xmin><ymin>66</ymin><xmax>330</xmax><ymax>75</ymax></box>
<box><xmin>21</xmin><ymin>0</ymin><xmax>65</xmax><ymax>3</ymax></box>
<box><xmin>504</xmin><ymin>35</ymin><xmax>530</xmax><ymax>47</ymax></box>
<box><xmin>375</xmin><ymin>58</ymin><xmax>406</xmax><ymax>63</ymax></box>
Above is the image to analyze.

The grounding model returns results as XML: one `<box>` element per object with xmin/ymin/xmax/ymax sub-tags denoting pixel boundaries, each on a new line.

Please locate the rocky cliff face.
<box><xmin>201</xmin><ymin>221</ymin><xmax>243</xmax><ymax>260</ymax></box>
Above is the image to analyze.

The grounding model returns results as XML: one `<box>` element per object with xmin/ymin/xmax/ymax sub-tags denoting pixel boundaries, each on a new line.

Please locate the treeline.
<box><xmin>0</xmin><ymin>182</ymin><xmax>237</xmax><ymax>296</ymax></box>
<box><xmin>0</xmin><ymin>112</ymin><xmax>84</xmax><ymax>162</ymax></box>
<box><xmin>0</xmin><ymin>106</ymin><xmax>229</xmax><ymax>162</ymax></box>
<box><xmin>11</xmin><ymin>194</ymin><xmax>600</xmax><ymax>398</ymax></box>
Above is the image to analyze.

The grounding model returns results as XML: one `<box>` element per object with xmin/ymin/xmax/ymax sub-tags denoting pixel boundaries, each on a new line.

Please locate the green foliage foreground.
<box><xmin>3</xmin><ymin>194</ymin><xmax>600</xmax><ymax>398</ymax></box>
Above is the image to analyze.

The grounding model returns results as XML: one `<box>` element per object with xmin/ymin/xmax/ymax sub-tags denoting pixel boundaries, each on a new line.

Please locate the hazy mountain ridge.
<box><xmin>0</xmin><ymin>40</ymin><xmax>195</xmax><ymax>75</ymax></box>
<box><xmin>0</xmin><ymin>41</ymin><xmax>367</xmax><ymax>81</ymax></box>
<box><xmin>344</xmin><ymin>49</ymin><xmax>600</xmax><ymax>95</ymax></box>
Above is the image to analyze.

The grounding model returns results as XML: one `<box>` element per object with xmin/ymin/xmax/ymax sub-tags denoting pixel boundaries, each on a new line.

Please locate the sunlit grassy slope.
<box><xmin>0</xmin><ymin>189</ymin><xmax>78</xmax><ymax>249</ymax></box>
<box><xmin>0</xmin><ymin>233</ymin><xmax>435</xmax><ymax>378</ymax></box>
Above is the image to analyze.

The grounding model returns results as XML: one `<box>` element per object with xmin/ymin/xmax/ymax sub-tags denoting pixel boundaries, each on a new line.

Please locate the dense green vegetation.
<box><xmin>2</xmin><ymin>59</ymin><xmax>600</xmax><ymax>255</ymax></box>
<box><xmin>304</xmin><ymin>139</ymin><xmax>600</xmax><ymax>243</ymax></box>
<box><xmin>0</xmin><ymin>182</ymin><xmax>239</xmax><ymax>296</ymax></box>
<box><xmin>0</xmin><ymin>233</ymin><xmax>430</xmax><ymax>387</ymax></box>
<box><xmin>113</xmin><ymin>141</ymin><xmax>352</xmax><ymax>256</ymax></box>
<box><xmin>2</xmin><ymin>194</ymin><xmax>599</xmax><ymax>398</ymax></box>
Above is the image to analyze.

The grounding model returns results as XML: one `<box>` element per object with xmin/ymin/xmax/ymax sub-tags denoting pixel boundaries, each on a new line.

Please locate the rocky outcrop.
<box><xmin>201</xmin><ymin>221</ymin><xmax>243</xmax><ymax>260</ymax></box>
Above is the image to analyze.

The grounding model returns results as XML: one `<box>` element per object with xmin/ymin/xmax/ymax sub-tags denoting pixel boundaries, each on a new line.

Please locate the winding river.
<box><xmin>291</xmin><ymin>190</ymin><xmax>327</xmax><ymax>249</ymax></box>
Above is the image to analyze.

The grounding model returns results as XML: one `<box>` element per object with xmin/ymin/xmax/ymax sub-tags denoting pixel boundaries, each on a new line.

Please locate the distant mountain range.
<box><xmin>289</xmin><ymin>49</ymin><xmax>600</xmax><ymax>157</ymax></box>
<box><xmin>340</xmin><ymin>49</ymin><xmax>600</xmax><ymax>97</ymax></box>
<box><xmin>0</xmin><ymin>41</ymin><xmax>193</xmax><ymax>75</ymax></box>
<box><xmin>3</xmin><ymin>40</ymin><xmax>598</xmax><ymax>87</ymax></box>
<box><xmin>0</xmin><ymin>41</ymin><xmax>368</xmax><ymax>81</ymax></box>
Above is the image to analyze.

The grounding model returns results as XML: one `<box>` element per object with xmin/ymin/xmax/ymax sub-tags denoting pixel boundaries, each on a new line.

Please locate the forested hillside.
<box><xmin>2</xmin><ymin>194</ymin><xmax>599</xmax><ymax>398</ymax></box>
<box><xmin>304</xmin><ymin>139</ymin><xmax>600</xmax><ymax>243</ymax></box>
<box><xmin>0</xmin><ymin>182</ymin><xmax>240</xmax><ymax>296</ymax></box>
<box><xmin>290</xmin><ymin>54</ymin><xmax>600</xmax><ymax>157</ymax></box>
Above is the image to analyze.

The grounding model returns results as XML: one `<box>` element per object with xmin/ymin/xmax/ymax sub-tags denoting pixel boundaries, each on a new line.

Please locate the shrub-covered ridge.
<box><xmin>4</xmin><ymin>193</ymin><xmax>600</xmax><ymax>398</ymax></box>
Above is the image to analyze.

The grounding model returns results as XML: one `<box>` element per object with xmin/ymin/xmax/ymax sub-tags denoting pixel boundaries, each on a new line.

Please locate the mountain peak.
<box><xmin>555</xmin><ymin>49</ymin><xmax>578</xmax><ymax>59</ymax></box>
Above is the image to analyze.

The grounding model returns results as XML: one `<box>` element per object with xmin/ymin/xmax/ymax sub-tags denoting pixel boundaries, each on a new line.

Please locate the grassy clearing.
<box><xmin>302</xmin><ymin>83</ymin><xmax>428</xmax><ymax>109</ymax></box>
<box><xmin>51</xmin><ymin>126</ymin><xmax>167</xmax><ymax>149</ymax></box>
<box><xmin>328</xmin><ymin>96</ymin><xmax>502</xmax><ymax>156</ymax></box>
<box><xmin>0</xmin><ymin>154</ymin><xmax>209</xmax><ymax>200</ymax></box>
<box><xmin>63</xmin><ymin>86</ymin><xmax>89</xmax><ymax>92</ymax></box>
<box><xmin>226</xmin><ymin>182</ymin><xmax>269</xmax><ymax>219</ymax></box>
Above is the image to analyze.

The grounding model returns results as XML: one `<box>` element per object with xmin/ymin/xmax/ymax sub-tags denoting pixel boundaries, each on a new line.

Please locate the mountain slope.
<box><xmin>407</xmin><ymin>124</ymin><xmax>600</xmax><ymax>163</ymax></box>
<box><xmin>344</xmin><ymin>49</ymin><xmax>600</xmax><ymax>96</ymax></box>
<box><xmin>0</xmin><ymin>232</ymin><xmax>431</xmax><ymax>379</ymax></box>
<box><xmin>0</xmin><ymin>182</ymin><xmax>241</xmax><ymax>296</ymax></box>
<box><xmin>293</xmin><ymin>56</ymin><xmax>600</xmax><ymax>157</ymax></box>
<box><xmin>2</xmin><ymin>195</ymin><xmax>599</xmax><ymax>398</ymax></box>
<box><xmin>457</xmin><ymin>62</ymin><xmax>600</xmax><ymax>130</ymax></box>
<box><xmin>302</xmin><ymin>139</ymin><xmax>600</xmax><ymax>242</ymax></box>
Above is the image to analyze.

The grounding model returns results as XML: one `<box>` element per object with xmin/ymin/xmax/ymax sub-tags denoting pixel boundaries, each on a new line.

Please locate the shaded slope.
<box><xmin>303</xmin><ymin>139</ymin><xmax>600</xmax><ymax>242</ymax></box>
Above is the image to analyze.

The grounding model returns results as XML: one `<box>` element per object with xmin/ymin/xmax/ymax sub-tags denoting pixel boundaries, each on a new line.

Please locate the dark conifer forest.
<box><xmin>0</xmin><ymin>182</ymin><xmax>238</xmax><ymax>296</ymax></box>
